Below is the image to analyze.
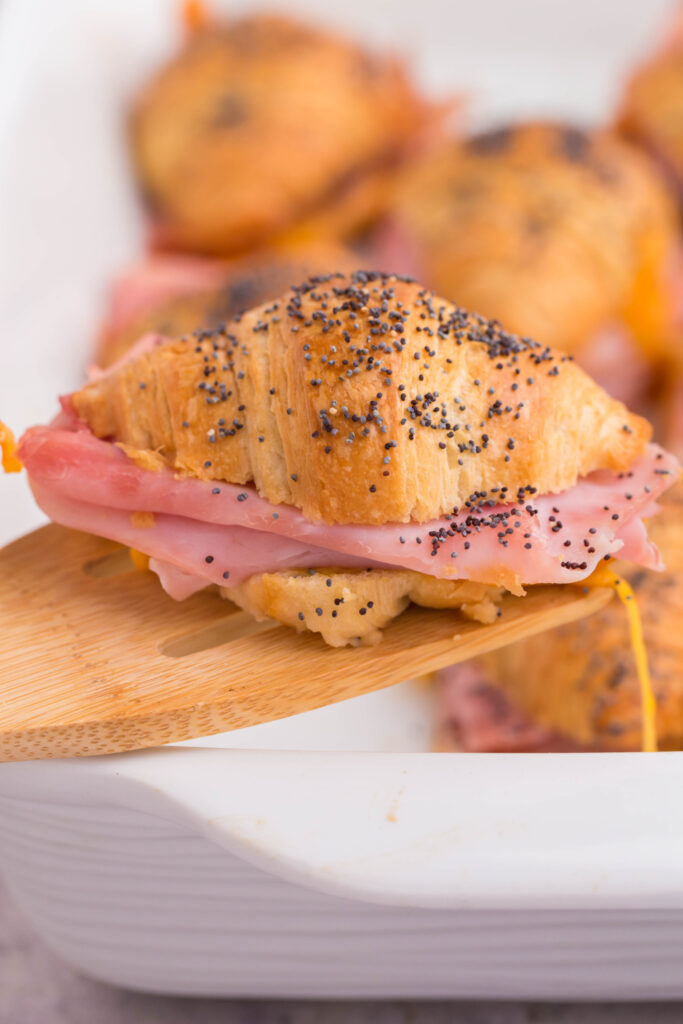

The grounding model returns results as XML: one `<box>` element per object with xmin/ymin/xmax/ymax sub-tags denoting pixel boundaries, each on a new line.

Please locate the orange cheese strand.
<box><xmin>0</xmin><ymin>421</ymin><xmax>22</xmax><ymax>473</ymax></box>
<box><xmin>182</xmin><ymin>0</ymin><xmax>210</xmax><ymax>34</ymax></box>
<box><xmin>129</xmin><ymin>548</ymin><xmax>150</xmax><ymax>573</ymax></box>
<box><xmin>582</xmin><ymin>563</ymin><xmax>657</xmax><ymax>753</ymax></box>
<box><xmin>415</xmin><ymin>672</ymin><xmax>436</xmax><ymax>688</ymax></box>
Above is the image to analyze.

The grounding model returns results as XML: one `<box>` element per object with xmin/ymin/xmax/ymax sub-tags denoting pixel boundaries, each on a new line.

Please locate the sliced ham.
<box><xmin>574</xmin><ymin>323</ymin><xmax>652</xmax><ymax>407</ymax></box>
<box><xmin>103</xmin><ymin>255</ymin><xmax>228</xmax><ymax>336</ymax></box>
<box><xmin>436</xmin><ymin>663</ymin><xmax>594</xmax><ymax>753</ymax></box>
<box><xmin>371</xmin><ymin>215</ymin><xmax>426</xmax><ymax>280</ymax></box>
<box><xmin>18</xmin><ymin>412</ymin><xmax>678</xmax><ymax>600</ymax></box>
<box><xmin>663</xmin><ymin>373</ymin><xmax>683</xmax><ymax>462</ymax></box>
<box><xmin>29</xmin><ymin>481</ymin><xmax>390</xmax><ymax>590</ymax></box>
<box><xmin>89</xmin><ymin>332</ymin><xmax>172</xmax><ymax>380</ymax></box>
<box><xmin>149</xmin><ymin>560</ymin><xmax>218</xmax><ymax>601</ymax></box>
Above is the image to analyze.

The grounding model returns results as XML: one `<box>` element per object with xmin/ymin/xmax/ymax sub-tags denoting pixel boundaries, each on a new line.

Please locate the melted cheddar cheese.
<box><xmin>129</xmin><ymin>548</ymin><xmax>150</xmax><ymax>573</ymax></box>
<box><xmin>0</xmin><ymin>421</ymin><xmax>22</xmax><ymax>474</ymax></box>
<box><xmin>182</xmin><ymin>0</ymin><xmax>210</xmax><ymax>34</ymax></box>
<box><xmin>582</xmin><ymin>563</ymin><xmax>657</xmax><ymax>752</ymax></box>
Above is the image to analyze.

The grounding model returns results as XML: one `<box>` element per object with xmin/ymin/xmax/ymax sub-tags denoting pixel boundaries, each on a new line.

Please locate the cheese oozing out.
<box><xmin>581</xmin><ymin>563</ymin><xmax>657</xmax><ymax>753</ymax></box>
<box><xmin>0</xmin><ymin>420</ymin><xmax>22</xmax><ymax>474</ymax></box>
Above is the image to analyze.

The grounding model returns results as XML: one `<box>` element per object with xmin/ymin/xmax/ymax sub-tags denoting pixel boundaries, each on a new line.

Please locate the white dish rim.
<box><xmin>1</xmin><ymin>746</ymin><xmax>682</xmax><ymax>911</ymax></box>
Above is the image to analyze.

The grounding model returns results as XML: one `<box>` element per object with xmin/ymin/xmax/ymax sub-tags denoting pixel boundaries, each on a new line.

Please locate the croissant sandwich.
<box><xmin>16</xmin><ymin>272</ymin><xmax>679</xmax><ymax>648</ymax></box>
<box><xmin>437</xmin><ymin>482</ymin><xmax>683</xmax><ymax>752</ymax></box>
<box><xmin>131</xmin><ymin>12</ymin><xmax>440</xmax><ymax>256</ymax></box>
<box><xmin>377</xmin><ymin>122</ymin><xmax>680</xmax><ymax>403</ymax></box>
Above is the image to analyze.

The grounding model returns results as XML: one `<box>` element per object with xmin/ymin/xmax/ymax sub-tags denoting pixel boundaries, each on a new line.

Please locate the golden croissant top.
<box><xmin>73</xmin><ymin>271</ymin><xmax>650</xmax><ymax>525</ymax></box>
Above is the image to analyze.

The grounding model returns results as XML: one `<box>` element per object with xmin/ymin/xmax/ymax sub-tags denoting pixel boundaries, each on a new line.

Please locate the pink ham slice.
<box><xmin>371</xmin><ymin>216</ymin><xmax>426</xmax><ymax>281</ymax></box>
<box><xmin>29</xmin><ymin>481</ymin><xmax>390</xmax><ymax>590</ymax></box>
<box><xmin>664</xmin><ymin>373</ymin><xmax>683</xmax><ymax>462</ymax></box>
<box><xmin>18</xmin><ymin>413</ymin><xmax>678</xmax><ymax>600</ymax></box>
<box><xmin>574</xmin><ymin>324</ymin><xmax>653</xmax><ymax>407</ymax></box>
<box><xmin>102</xmin><ymin>255</ymin><xmax>228</xmax><ymax>337</ymax></box>
<box><xmin>436</xmin><ymin>663</ymin><xmax>596</xmax><ymax>753</ymax></box>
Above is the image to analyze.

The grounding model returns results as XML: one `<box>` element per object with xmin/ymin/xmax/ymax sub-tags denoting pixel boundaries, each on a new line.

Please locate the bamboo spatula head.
<box><xmin>0</xmin><ymin>525</ymin><xmax>613</xmax><ymax>761</ymax></box>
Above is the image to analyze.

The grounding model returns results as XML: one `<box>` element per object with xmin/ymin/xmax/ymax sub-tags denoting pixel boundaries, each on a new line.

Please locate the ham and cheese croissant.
<box><xmin>437</xmin><ymin>482</ymin><xmax>683</xmax><ymax>752</ymax></box>
<box><xmin>131</xmin><ymin>13</ymin><xmax>438</xmax><ymax>257</ymax></box>
<box><xmin>18</xmin><ymin>272</ymin><xmax>679</xmax><ymax>646</ymax></box>
<box><xmin>377</xmin><ymin>122</ymin><xmax>680</xmax><ymax>401</ymax></box>
<box><xmin>96</xmin><ymin>244</ymin><xmax>358</xmax><ymax>368</ymax></box>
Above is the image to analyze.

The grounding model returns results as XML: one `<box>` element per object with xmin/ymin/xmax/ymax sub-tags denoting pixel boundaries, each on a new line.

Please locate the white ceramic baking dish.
<box><xmin>2</xmin><ymin>713</ymin><xmax>683</xmax><ymax>999</ymax></box>
<box><xmin>2</xmin><ymin>0</ymin><xmax>682</xmax><ymax>1001</ymax></box>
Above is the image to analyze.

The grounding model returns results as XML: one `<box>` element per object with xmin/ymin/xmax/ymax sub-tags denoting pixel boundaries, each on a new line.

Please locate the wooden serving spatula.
<box><xmin>0</xmin><ymin>525</ymin><xmax>613</xmax><ymax>761</ymax></box>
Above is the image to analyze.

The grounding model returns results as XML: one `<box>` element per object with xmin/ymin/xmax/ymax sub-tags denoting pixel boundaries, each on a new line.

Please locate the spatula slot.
<box><xmin>160</xmin><ymin>612</ymin><xmax>279</xmax><ymax>658</ymax></box>
<box><xmin>83</xmin><ymin>549</ymin><xmax>136</xmax><ymax>578</ymax></box>
<box><xmin>0</xmin><ymin>525</ymin><xmax>615</xmax><ymax>760</ymax></box>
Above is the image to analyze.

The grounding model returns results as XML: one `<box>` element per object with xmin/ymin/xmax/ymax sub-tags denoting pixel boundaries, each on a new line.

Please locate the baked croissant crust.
<box><xmin>387</xmin><ymin>121</ymin><xmax>678</xmax><ymax>360</ymax></box>
<box><xmin>98</xmin><ymin>243</ymin><xmax>358</xmax><ymax>368</ymax></box>
<box><xmin>72</xmin><ymin>272</ymin><xmax>651</xmax><ymax>525</ymax></box>
<box><xmin>224</xmin><ymin>569</ymin><xmax>503</xmax><ymax>648</ymax></box>
<box><xmin>131</xmin><ymin>13</ymin><xmax>431</xmax><ymax>256</ymax></box>
<box><xmin>471</xmin><ymin>483</ymin><xmax>683</xmax><ymax>750</ymax></box>
<box><xmin>73</xmin><ymin>271</ymin><xmax>652</xmax><ymax>529</ymax></box>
